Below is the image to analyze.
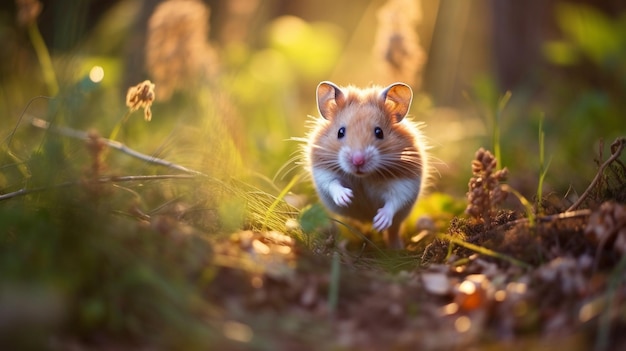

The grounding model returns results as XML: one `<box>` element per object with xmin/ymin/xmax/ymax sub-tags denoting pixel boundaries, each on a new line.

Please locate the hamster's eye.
<box><xmin>337</xmin><ymin>127</ymin><xmax>346</xmax><ymax>139</ymax></box>
<box><xmin>374</xmin><ymin>127</ymin><xmax>384</xmax><ymax>139</ymax></box>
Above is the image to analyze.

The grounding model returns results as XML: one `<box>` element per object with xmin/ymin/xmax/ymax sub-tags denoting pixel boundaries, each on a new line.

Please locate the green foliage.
<box><xmin>553</xmin><ymin>3</ymin><xmax>625</xmax><ymax>67</ymax></box>
<box><xmin>465</xmin><ymin>79</ymin><xmax>511</xmax><ymax>170</ymax></box>
<box><xmin>299</xmin><ymin>203</ymin><xmax>331</xmax><ymax>235</ymax></box>
<box><xmin>267</xmin><ymin>16</ymin><xmax>344</xmax><ymax>80</ymax></box>
<box><xmin>405</xmin><ymin>192</ymin><xmax>466</xmax><ymax>233</ymax></box>
<box><xmin>0</xmin><ymin>180</ymin><xmax>215</xmax><ymax>348</ymax></box>
<box><xmin>536</xmin><ymin>113</ymin><xmax>551</xmax><ymax>215</ymax></box>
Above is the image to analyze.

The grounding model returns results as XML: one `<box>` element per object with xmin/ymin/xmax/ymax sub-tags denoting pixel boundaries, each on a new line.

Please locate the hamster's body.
<box><xmin>304</xmin><ymin>81</ymin><xmax>429</xmax><ymax>249</ymax></box>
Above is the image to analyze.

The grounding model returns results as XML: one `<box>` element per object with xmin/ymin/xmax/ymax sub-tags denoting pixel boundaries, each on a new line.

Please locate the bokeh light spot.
<box><xmin>89</xmin><ymin>66</ymin><xmax>104</xmax><ymax>83</ymax></box>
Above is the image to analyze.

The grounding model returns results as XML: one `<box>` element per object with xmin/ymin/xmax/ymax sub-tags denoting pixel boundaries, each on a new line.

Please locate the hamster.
<box><xmin>303</xmin><ymin>81</ymin><xmax>430</xmax><ymax>249</ymax></box>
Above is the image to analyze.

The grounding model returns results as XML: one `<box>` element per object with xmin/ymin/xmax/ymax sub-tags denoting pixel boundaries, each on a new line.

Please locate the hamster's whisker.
<box><xmin>374</xmin><ymin>167</ymin><xmax>394</xmax><ymax>180</ymax></box>
<box><xmin>377</xmin><ymin>156</ymin><xmax>423</xmax><ymax>178</ymax></box>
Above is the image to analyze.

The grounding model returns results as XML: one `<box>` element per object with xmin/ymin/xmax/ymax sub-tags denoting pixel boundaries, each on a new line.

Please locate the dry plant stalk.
<box><xmin>85</xmin><ymin>130</ymin><xmax>107</xmax><ymax>178</ymax></box>
<box><xmin>466</xmin><ymin>148</ymin><xmax>509</xmax><ymax>226</ymax></box>
<box><xmin>568</xmin><ymin>137</ymin><xmax>625</xmax><ymax>212</ymax></box>
<box><xmin>15</xmin><ymin>0</ymin><xmax>42</xmax><ymax>27</ymax></box>
<box><xmin>145</xmin><ymin>0</ymin><xmax>218</xmax><ymax>100</ymax></box>
<box><xmin>373</xmin><ymin>0</ymin><xmax>426</xmax><ymax>87</ymax></box>
<box><xmin>82</xmin><ymin>130</ymin><xmax>110</xmax><ymax>197</ymax></box>
<box><xmin>126</xmin><ymin>80</ymin><xmax>155</xmax><ymax>121</ymax></box>
<box><xmin>218</xmin><ymin>0</ymin><xmax>261</xmax><ymax>45</ymax></box>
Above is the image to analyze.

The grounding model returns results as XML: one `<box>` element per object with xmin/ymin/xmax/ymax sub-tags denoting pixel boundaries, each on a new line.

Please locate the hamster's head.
<box><xmin>312</xmin><ymin>81</ymin><xmax>415</xmax><ymax>178</ymax></box>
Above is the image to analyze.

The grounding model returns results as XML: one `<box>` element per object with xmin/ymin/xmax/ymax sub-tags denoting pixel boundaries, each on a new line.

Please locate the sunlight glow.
<box><xmin>454</xmin><ymin>316</ymin><xmax>472</xmax><ymax>333</ymax></box>
<box><xmin>458</xmin><ymin>280</ymin><xmax>477</xmax><ymax>295</ymax></box>
<box><xmin>251</xmin><ymin>276</ymin><xmax>263</xmax><ymax>289</ymax></box>
<box><xmin>441</xmin><ymin>302</ymin><xmax>459</xmax><ymax>315</ymax></box>
<box><xmin>494</xmin><ymin>290</ymin><xmax>507</xmax><ymax>302</ymax></box>
<box><xmin>507</xmin><ymin>282</ymin><xmax>528</xmax><ymax>295</ymax></box>
<box><xmin>89</xmin><ymin>66</ymin><xmax>104</xmax><ymax>83</ymax></box>
<box><xmin>252</xmin><ymin>239</ymin><xmax>270</xmax><ymax>254</ymax></box>
<box><xmin>222</xmin><ymin>321</ymin><xmax>253</xmax><ymax>343</ymax></box>
<box><xmin>579</xmin><ymin>298</ymin><xmax>604</xmax><ymax>323</ymax></box>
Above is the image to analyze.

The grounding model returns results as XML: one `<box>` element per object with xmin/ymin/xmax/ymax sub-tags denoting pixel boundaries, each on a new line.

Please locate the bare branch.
<box><xmin>30</xmin><ymin>117</ymin><xmax>206</xmax><ymax>176</ymax></box>
<box><xmin>567</xmin><ymin>137</ymin><xmax>625</xmax><ymax>212</ymax></box>
<box><xmin>0</xmin><ymin>174</ymin><xmax>200</xmax><ymax>201</ymax></box>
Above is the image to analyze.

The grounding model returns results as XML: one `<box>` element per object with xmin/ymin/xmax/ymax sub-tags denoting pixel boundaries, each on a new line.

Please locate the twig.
<box><xmin>0</xmin><ymin>188</ymin><xmax>28</xmax><ymax>201</ymax></box>
<box><xmin>567</xmin><ymin>137</ymin><xmax>625</xmax><ymax>212</ymax></box>
<box><xmin>497</xmin><ymin>208</ymin><xmax>592</xmax><ymax>230</ymax></box>
<box><xmin>30</xmin><ymin>117</ymin><xmax>206</xmax><ymax>176</ymax></box>
<box><xmin>6</xmin><ymin>96</ymin><xmax>51</xmax><ymax>149</ymax></box>
<box><xmin>0</xmin><ymin>174</ymin><xmax>199</xmax><ymax>201</ymax></box>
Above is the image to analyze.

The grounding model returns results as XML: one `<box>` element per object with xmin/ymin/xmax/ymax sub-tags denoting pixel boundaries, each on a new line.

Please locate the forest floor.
<box><xmin>3</xmin><ymin>133</ymin><xmax>626</xmax><ymax>351</ymax></box>
<box><xmin>190</xmin><ymin>138</ymin><xmax>626</xmax><ymax>350</ymax></box>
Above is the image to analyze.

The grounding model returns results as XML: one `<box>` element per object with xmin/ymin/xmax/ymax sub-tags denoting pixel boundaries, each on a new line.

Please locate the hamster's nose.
<box><xmin>351</xmin><ymin>152</ymin><xmax>366</xmax><ymax>166</ymax></box>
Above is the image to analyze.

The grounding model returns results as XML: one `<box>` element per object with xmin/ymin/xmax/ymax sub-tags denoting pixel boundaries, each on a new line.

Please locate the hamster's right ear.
<box><xmin>317</xmin><ymin>81</ymin><xmax>345</xmax><ymax>120</ymax></box>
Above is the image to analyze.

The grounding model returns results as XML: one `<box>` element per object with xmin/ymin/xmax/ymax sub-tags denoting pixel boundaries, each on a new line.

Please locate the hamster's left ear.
<box><xmin>380</xmin><ymin>83</ymin><xmax>413</xmax><ymax>122</ymax></box>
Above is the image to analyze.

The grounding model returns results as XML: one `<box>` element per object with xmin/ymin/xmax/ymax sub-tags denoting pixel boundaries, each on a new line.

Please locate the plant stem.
<box><xmin>108</xmin><ymin>111</ymin><xmax>132</xmax><ymax>142</ymax></box>
<box><xmin>27</xmin><ymin>22</ymin><xmax>58</xmax><ymax>96</ymax></box>
<box><xmin>595</xmin><ymin>254</ymin><xmax>626</xmax><ymax>351</ymax></box>
<box><xmin>262</xmin><ymin>173</ymin><xmax>302</xmax><ymax>231</ymax></box>
<box><xmin>494</xmin><ymin>91</ymin><xmax>512</xmax><ymax>169</ymax></box>
<box><xmin>437</xmin><ymin>233</ymin><xmax>531</xmax><ymax>268</ymax></box>
<box><xmin>502</xmin><ymin>184</ymin><xmax>536</xmax><ymax>227</ymax></box>
<box><xmin>328</xmin><ymin>251</ymin><xmax>341</xmax><ymax>318</ymax></box>
<box><xmin>536</xmin><ymin>112</ymin><xmax>552</xmax><ymax>216</ymax></box>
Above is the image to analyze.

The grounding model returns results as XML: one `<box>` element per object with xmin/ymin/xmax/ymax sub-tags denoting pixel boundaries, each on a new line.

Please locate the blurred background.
<box><xmin>0</xmin><ymin>0</ymin><xmax>625</xmax><ymax>348</ymax></box>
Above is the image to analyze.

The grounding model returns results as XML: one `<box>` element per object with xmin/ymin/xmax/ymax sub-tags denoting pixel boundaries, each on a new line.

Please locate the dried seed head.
<box><xmin>16</xmin><ymin>0</ymin><xmax>42</xmax><ymax>27</ymax></box>
<box><xmin>471</xmin><ymin>160</ymin><xmax>483</xmax><ymax>174</ymax></box>
<box><xmin>466</xmin><ymin>148</ymin><xmax>509</xmax><ymax>224</ymax></box>
<box><xmin>494</xmin><ymin>168</ymin><xmax>508</xmax><ymax>182</ymax></box>
<box><xmin>126</xmin><ymin>80</ymin><xmax>156</xmax><ymax>121</ymax></box>
<box><xmin>146</xmin><ymin>0</ymin><xmax>218</xmax><ymax>100</ymax></box>
<box><xmin>373</xmin><ymin>0</ymin><xmax>425</xmax><ymax>87</ymax></box>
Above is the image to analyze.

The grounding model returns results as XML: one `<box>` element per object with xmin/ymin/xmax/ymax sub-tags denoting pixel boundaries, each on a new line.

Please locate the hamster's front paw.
<box><xmin>331</xmin><ymin>186</ymin><xmax>353</xmax><ymax>207</ymax></box>
<box><xmin>373</xmin><ymin>207</ymin><xmax>393</xmax><ymax>232</ymax></box>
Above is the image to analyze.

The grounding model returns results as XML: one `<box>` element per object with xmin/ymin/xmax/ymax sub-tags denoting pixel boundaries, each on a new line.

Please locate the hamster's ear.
<box><xmin>317</xmin><ymin>81</ymin><xmax>345</xmax><ymax>120</ymax></box>
<box><xmin>380</xmin><ymin>83</ymin><xmax>413</xmax><ymax>122</ymax></box>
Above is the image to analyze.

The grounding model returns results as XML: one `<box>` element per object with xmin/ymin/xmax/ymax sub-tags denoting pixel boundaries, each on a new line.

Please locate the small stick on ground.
<box><xmin>567</xmin><ymin>137</ymin><xmax>625</xmax><ymax>212</ymax></box>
